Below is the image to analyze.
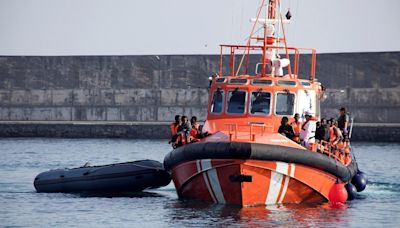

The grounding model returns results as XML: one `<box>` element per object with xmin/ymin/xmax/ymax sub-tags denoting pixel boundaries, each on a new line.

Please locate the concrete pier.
<box><xmin>0</xmin><ymin>52</ymin><xmax>399</xmax><ymax>141</ymax></box>
<box><xmin>0</xmin><ymin>121</ymin><xmax>398</xmax><ymax>142</ymax></box>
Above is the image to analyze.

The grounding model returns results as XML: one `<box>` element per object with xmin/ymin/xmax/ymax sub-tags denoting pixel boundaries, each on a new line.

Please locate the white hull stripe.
<box><xmin>196</xmin><ymin>160</ymin><xmax>216</xmax><ymax>203</ymax></box>
<box><xmin>266</xmin><ymin>162</ymin><xmax>296</xmax><ymax>205</ymax></box>
<box><xmin>266</xmin><ymin>162</ymin><xmax>288</xmax><ymax>205</ymax></box>
<box><xmin>289</xmin><ymin>163</ymin><xmax>295</xmax><ymax>178</ymax></box>
<box><xmin>278</xmin><ymin>163</ymin><xmax>295</xmax><ymax>203</ymax></box>
<box><xmin>197</xmin><ymin>159</ymin><xmax>225</xmax><ymax>204</ymax></box>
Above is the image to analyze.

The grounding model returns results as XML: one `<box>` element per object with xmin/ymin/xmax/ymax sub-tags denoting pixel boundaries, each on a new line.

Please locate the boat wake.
<box><xmin>366</xmin><ymin>181</ymin><xmax>400</xmax><ymax>193</ymax></box>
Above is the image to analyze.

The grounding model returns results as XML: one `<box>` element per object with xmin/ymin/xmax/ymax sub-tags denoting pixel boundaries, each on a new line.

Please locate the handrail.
<box><xmin>224</xmin><ymin>123</ymin><xmax>351</xmax><ymax>165</ymax></box>
<box><xmin>219</xmin><ymin>44</ymin><xmax>317</xmax><ymax>81</ymax></box>
<box><xmin>313</xmin><ymin>140</ymin><xmax>351</xmax><ymax>165</ymax></box>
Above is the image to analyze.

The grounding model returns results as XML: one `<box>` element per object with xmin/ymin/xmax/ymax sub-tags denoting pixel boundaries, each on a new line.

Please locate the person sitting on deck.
<box><xmin>290</xmin><ymin>113</ymin><xmax>302</xmax><ymax>143</ymax></box>
<box><xmin>190</xmin><ymin>116</ymin><xmax>200</xmax><ymax>140</ymax></box>
<box><xmin>174</xmin><ymin>115</ymin><xmax>193</xmax><ymax>147</ymax></box>
<box><xmin>278</xmin><ymin>116</ymin><xmax>295</xmax><ymax>141</ymax></box>
<box><xmin>329</xmin><ymin>118</ymin><xmax>343</xmax><ymax>146</ymax></box>
<box><xmin>170</xmin><ymin>115</ymin><xmax>181</xmax><ymax>137</ymax></box>
<box><xmin>315</xmin><ymin>118</ymin><xmax>330</xmax><ymax>142</ymax></box>
<box><xmin>300</xmin><ymin>111</ymin><xmax>317</xmax><ymax>149</ymax></box>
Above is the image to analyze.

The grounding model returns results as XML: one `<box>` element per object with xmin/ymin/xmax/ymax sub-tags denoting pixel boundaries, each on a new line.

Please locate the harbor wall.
<box><xmin>0</xmin><ymin>121</ymin><xmax>398</xmax><ymax>142</ymax></box>
<box><xmin>0</xmin><ymin>52</ymin><xmax>399</xmax><ymax>141</ymax></box>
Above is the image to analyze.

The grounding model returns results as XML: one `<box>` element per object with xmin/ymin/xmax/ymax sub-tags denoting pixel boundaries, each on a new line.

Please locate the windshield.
<box><xmin>210</xmin><ymin>89</ymin><xmax>224</xmax><ymax>113</ymax></box>
<box><xmin>275</xmin><ymin>92</ymin><xmax>295</xmax><ymax>115</ymax></box>
<box><xmin>250</xmin><ymin>91</ymin><xmax>271</xmax><ymax>115</ymax></box>
<box><xmin>227</xmin><ymin>90</ymin><xmax>246</xmax><ymax>114</ymax></box>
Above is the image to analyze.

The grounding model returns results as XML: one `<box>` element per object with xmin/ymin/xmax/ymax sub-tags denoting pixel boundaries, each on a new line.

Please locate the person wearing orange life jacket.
<box><xmin>328</xmin><ymin>118</ymin><xmax>343</xmax><ymax>146</ymax></box>
<box><xmin>190</xmin><ymin>116</ymin><xmax>200</xmax><ymax>140</ymax></box>
<box><xmin>300</xmin><ymin>111</ymin><xmax>317</xmax><ymax>149</ymax></box>
<box><xmin>170</xmin><ymin>115</ymin><xmax>181</xmax><ymax>137</ymax></box>
<box><xmin>175</xmin><ymin>115</ymin><xmax>192</xmax><ymax>147</ymax></box>
<box><xmin>290</xmin><ymin>113</ymin><xmax>302</xmax><ymax>143</ymax></box>
<box><xmin>327</xmin><ymin>118</ymin><xmax>334</xmax><ymax>142</ymax></box>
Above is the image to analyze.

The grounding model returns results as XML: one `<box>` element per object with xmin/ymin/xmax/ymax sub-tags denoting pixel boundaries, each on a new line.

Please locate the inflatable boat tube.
<box><xmin>164</xmin><ymin>142</ymin><xmax>358</xmax><ymax>182</ymax></box>
<box><xmin>34</xmin><ymin>160</ymin><xmax>171</xmax><ymax>193</ymax></box>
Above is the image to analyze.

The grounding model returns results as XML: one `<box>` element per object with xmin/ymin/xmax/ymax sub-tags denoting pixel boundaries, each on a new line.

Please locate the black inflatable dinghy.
<box><xmin>34</xmin><ymin>160</ymin><xmax>171</xmax><ymax>193</ymax></box>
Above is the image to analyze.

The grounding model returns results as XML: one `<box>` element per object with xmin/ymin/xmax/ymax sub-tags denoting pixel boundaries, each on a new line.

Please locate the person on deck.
<box><xmin>315</xmin><ymin>121</ymin><xmax>323</xmax><ymax>141</ymax></box>
<box><xmin>337</xmin><ymin>107</ymin><xmax>350</xmax><ymax>137</ymax></box>
<box><xmin>315</xmin><ymin>118</ymin><xmax>329</xmax><ymax>142</ymax></box>
<box><xmin>272</xmin><ymin>55</ymin><xmax>290</xmax><ymax>76</ymax></box>
<box><xmin>190</xmin><ymin>116</ymin><xmax>200</xmax><ymax>140</ymax></box>
<box><xmin>175</xmin><ymin>116</ymin><xmax>192</xmax><ymax>147</ymax></box>
<box><xmin>300</xmin><ymin>111</ymin><xmax>317</xmax><ymax>149</ymax></box>
<box><xmin>329</xmin><ymin>118</ymin><xmax>343</xmax><ymax>146</ymax></box>
<box><xmin>170</xmin><ymin>115</ymin><xmax>181</xmax><ymax>137</ymax></box>
<box><xmin>278</xmin><ymin>116</ymin><xmax>295</xmax><ymax>141</ymax></box>
<box><xmin>290</xmin><ymin>113</ymin><xmax>302</xmax><ymax>143</ymax></box>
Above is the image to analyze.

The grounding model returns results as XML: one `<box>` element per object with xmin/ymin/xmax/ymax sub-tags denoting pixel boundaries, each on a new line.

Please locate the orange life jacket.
<box><xmin>170</xmin><ymin>123</ymin><xmax>179</xmax><ymax>136</ymax></box>
<box><xmin>290</xmin><ymin>121</ymin><xmax>302</xmax><ymax>142</ymax></box>
<box><xmin>176</xmin><ymin>133</ymin><xmax>188</xmax><ymax>146</ymax></box>
<box><xmin>190</xmin><ymin>127</ymin><xmax>198</xmax><ymax>139</ymax></box>
<box><xmin>329</xmin><ymin>126</ymin><xmax>335</xmax><ymax>142</ymax></box>
<box><xmin>336</xmin><ymin>142</ymin><xmax>346</xmax><ymax>163</ymax></box>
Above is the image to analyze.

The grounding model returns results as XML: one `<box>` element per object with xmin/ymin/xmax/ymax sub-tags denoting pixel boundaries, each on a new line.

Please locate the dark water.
<box><xmin>0</xmin><ymin>138</ymin><xmax>399</xmax><ymax>227</ymax></box>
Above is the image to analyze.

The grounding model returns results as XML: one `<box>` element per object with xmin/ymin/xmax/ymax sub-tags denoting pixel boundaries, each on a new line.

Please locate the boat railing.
<box><xmin>219</xmin><ymin>44</ymin><xmax>316</xmax><ymax>82</ymax></box>
<box><xmin>223</xmin><ymin>122</ymin><xmax>351</xmax><ymax>165</ymax></box>
<box><xmin>313</xmin><ymin>140</ymin><xmax>351</xmax><ymax>165</ymax></box>
<box><xmin>224</xmin><ymin>122</ymin><xmax>274</xmax><ymax>141</ymax></box>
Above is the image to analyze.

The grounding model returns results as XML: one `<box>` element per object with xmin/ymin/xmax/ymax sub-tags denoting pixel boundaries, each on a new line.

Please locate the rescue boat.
<box><xmin>164</xmin><ymin>0</ymin><xmax>367</xmax><ymax>206</ymax></box>
<box><xmin>34</xmin><ymin>160</ymin><xmax>171</xmax><ymax>193</ymax></box>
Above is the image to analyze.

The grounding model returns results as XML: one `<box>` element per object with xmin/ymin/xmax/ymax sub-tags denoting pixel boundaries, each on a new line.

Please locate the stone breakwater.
<box><xmin>0</xmin><ymin>52</ymin><xmax>399</xmax><ymax>141</ymax></box>
<box><xmin>0</xmin><ymin>121</ymin><xmax>398</xmax><ymax>142</ymax></box>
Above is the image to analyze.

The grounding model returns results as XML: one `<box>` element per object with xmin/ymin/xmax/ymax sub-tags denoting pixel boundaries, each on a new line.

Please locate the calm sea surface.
<box><xmin>0</xmin><ymin>138</ymin><xmax>399</xmax><ymax>227</ymax></box>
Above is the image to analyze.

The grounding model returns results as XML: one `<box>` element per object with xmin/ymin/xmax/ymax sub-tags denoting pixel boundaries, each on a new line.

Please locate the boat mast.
<box><xmin>261</xmin><ymin>0</ymin><xmax>277</xmax><ymax>77</ymax></box>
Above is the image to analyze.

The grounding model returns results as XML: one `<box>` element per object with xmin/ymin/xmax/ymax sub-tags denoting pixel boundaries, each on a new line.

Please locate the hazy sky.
<box><xmin>1</xmin><ymin>0</ymin><xmax>399</xmax><ymax>55</ymax></box>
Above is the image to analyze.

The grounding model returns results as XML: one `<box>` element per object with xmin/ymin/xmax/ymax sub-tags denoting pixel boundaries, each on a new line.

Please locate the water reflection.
<box><xmin>168</xmin><ymin>200</ymin><xmax>350</xmax><ymax>227</ymax></box>
<box><xmin>73</xmin><ymin>191</ymin><xmax>165</xmax><ymax>198</ymax></box>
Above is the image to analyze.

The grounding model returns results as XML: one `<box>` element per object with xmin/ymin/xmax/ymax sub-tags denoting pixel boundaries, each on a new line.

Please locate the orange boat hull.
<box><xmin>171</xmin><ymin>159</ymin><xmax>337</xmax><ymax>206</ymax></box>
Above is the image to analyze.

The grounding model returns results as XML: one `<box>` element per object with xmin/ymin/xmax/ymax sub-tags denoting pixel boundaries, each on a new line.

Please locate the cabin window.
<box><xmin>250</xmin><ymin>91</ymin><xmax>271</xmax><ymax>115</ymax></box>
<box><xmin>227</xmin><ymin>90</ymin><xmax>247</xmax><ymax>114</ymax></box>
<box><xmin>216</xmin><ymin>77</ymin><xmax>226</xmax><ymax>84</ymax></box>
<box><xmin>210</xmin><ymin>89</ymin><xmax>224</xmax><ymax>113</ymax></box>
<box><xmin>275</xmin><ymin>92</ymin><xmax>295</xmax><ymax>115</ymax></box>
<box><xmin>229</xmin><ymin>78</ymin><xmax>248</xmax><ymax>85</ymax></box>
<box><xmin>251</xmin><ymin>79</ymin><xmax>273</xmax><ymax>86</ymax></box>
<box><xmin>277</xmin><ymin>80</ymin><xmax>297</xmax><ymax>87</ymax></box>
